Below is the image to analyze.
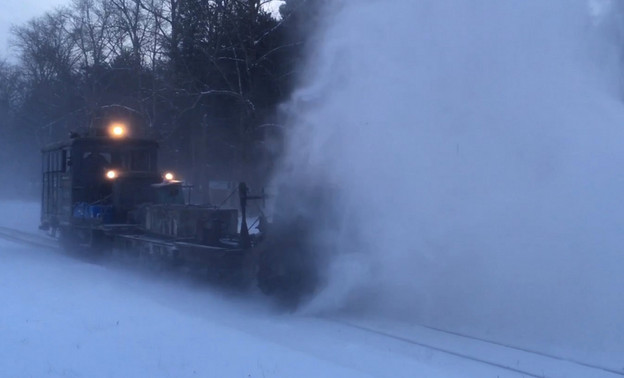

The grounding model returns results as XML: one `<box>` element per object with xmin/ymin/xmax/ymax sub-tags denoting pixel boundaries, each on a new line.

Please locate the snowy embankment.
<box><xmin>0</xmin><ymin>201</ymin><xmax>620</xmax><ymax>378</ymax></box>
<box><xmin>0</xmin><ymin>244</ymin><xmax>368</xmax><ymax>378</ymax></box>
<box><xmin>0</xmin><ymin>201</ymin><xmax>467</xmax><ymax>378</ymax></box>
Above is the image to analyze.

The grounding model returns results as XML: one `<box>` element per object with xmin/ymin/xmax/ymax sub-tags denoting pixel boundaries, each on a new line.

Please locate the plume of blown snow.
<box><xmin>274</xmin><ymin>0</ymin><xmax>624</xmax><ymax>363</ymax></box>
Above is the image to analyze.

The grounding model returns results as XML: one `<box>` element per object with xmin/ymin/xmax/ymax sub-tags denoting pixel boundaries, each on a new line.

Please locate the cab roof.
<box><xmin>42</xmin><ymin>136</ymin><xmax>158</xmax><ymax>152</ymax></box>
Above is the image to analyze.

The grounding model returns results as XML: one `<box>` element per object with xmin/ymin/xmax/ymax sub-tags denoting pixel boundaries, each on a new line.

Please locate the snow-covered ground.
<box><xmin>0</xmin><ymin>201</ymin><xmax>621</xmax><ymax>378</ymax></box>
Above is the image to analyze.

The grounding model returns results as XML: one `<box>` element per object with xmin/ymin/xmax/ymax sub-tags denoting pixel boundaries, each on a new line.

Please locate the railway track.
<box><xmin>330</xmin><ymin>317</ymin><xmax>624</xmax><ymax>378</ymax></box>
<box><xmin>417</xmin><ymin>322</ymin><xmax>624</xmax><ymax>376</ymax></box>
<box><xmin>0</xmin><ymin>225</ymin><xmax>620</xmax><ymax>377</ymax></box>
<box><xmin>0</xmin><ymin>226</ymin><xmax>59</xmax><ymax>250</ymax></box>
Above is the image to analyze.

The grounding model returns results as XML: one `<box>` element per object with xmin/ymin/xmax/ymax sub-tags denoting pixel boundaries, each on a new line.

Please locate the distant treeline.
<box><xmin>0</xmin><ymin>0</ymin><xmax>325</xmax><ymax>198</ymax></box>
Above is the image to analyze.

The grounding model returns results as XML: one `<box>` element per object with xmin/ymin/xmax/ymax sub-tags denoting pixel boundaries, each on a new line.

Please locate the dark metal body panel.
<box><xmin>40</xmin><ymin>136</ymin><xmax>159</xmax><ymax>230</ymax></box>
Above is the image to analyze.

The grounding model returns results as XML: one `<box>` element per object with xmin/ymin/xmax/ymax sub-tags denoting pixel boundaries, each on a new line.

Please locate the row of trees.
<box><xmin>0</xmin><ymin>0</ymin><xmax>325</xmax><ymax>198</ymax></box>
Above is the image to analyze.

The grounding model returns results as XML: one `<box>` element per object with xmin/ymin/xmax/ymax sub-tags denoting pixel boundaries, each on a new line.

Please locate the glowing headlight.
<box><xmin>109</xmin><ymin>123</ymin><xmax>127</xmax><ymax>138</ymax></box>
<box><xmin>106</xmin><ymin>170</ymin><xmax>118</xmax><ymax>180</ymax></box>
<box><xmin>164</xmin><ymin>172</ymin><xmax>174</xmax><ymax>181</ymax></box>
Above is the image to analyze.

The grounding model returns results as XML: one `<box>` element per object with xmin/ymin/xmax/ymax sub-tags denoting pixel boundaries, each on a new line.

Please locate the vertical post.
<box><xmin>239</xmin><ymin>182</ymin><xmax>251</xmax><ymax>248</ymax></box>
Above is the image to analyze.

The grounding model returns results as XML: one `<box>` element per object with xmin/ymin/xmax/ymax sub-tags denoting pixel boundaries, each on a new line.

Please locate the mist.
<box><xmin>275</xmin><ymin>0</ymin><xmax>624</xmax><ymax>362</ymax></box>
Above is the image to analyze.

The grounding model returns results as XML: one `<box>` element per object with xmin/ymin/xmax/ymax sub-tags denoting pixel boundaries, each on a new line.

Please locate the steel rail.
<box><xmin>331</xmin><ymin>318</ymin><xmax>545</xmax><ymax>378</ymax></box>
<box><xmin>0</xmin><ymin>226</ymin><xmax>58</xmax><ymax>250</ymax></box>
<box><xmin>327</xmin><ymin>318</ymin><xmax>624</xmax><ymax>378</ymax></box>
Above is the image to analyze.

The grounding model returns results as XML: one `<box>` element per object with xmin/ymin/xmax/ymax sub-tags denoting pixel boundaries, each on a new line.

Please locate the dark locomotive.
<box><xmin>39</xmin><ymin>107</ymin><xmax>268</xmax><ymax>287</ymax></box>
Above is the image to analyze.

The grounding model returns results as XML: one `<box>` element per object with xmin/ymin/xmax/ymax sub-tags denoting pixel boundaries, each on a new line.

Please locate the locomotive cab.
<box><xmin>40</xmin><ymin>118</ymin><xmax>163</xmax><ymax>232</ymax></box>
<box><xmin>39</xmin><ymin>107</ymin><xmax>266</xmax><ymax>290</ymax></box>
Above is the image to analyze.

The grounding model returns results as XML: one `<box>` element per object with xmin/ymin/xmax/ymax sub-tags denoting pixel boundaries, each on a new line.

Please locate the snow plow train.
<box><xmin>39</xmin><ymin>107</ymin><xmax>316</xmax><ymax>305</ymax></box>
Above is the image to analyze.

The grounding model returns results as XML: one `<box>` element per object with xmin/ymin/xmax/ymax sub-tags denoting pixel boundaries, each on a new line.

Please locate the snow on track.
<box><xmin>0</xmin><ymin>239</ymin><xmax>367</xmax><ymax>377</ymax></box>
<box><xmin>0</xmin><ymin>230</ymin><xmax>463</xmax><ymax>377</ymax></box>
<box><xmin>0</xmin><ymin>201</ymin><xmax>619</xmax><ymax>377</ymax></box>
<box><xmin>0</xmin><ymin>229</ymin><xmax>510</xmax><ymax>377</ymax></box>
<box><xmin>0</xmin><ymin>228</ymin><xmax>615</xmax><ymax>377</ymax></box>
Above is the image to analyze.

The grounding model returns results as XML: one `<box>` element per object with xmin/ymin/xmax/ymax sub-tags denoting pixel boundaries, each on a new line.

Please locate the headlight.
<box><xmin>109</xmin><ymin>123</ymin><xmax>127</xmax><ymax>138</ymax></box>
<box><xmin>106</xmin><ymin>170</ymin><xmax>118</xmax><ymax>180</ymax></box>
<box><xmin>164</xmin><ymin>172</ymin><xmax>174</xmax><ymax>181</ymax></box>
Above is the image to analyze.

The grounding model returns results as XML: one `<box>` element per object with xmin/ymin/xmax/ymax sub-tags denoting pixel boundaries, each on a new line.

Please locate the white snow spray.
<box><xmin>275</xmin><ymin>0</ymin><xmax>624</xmax><ymax>364</ymax></box>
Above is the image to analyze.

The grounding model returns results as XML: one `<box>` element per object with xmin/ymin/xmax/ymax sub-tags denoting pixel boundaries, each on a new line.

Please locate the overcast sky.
<box><xmin>0</xmin><ymin>0</ymin><xmax>68</xmax><ymax>58</ymax></box>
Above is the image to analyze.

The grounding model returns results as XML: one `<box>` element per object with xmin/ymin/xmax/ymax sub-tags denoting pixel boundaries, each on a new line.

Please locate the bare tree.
<box><xmin>12</xmin><ymin>9</ymin><xmax>80</xmax><ymax>84</ymax></box>
<box><xmin>108</xmin><ymin>0</ymin><xmax>154</xmax><ymax>67</ymax></box>
<box><xmin>1</xmin><ymin>0</ymin><xmax>310</xmax><ymax>198</ymax></box>
<box><xmin>70</xmin><ymin>0</ymin><xmax>115</xmax><ymax>70</ymax></box>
